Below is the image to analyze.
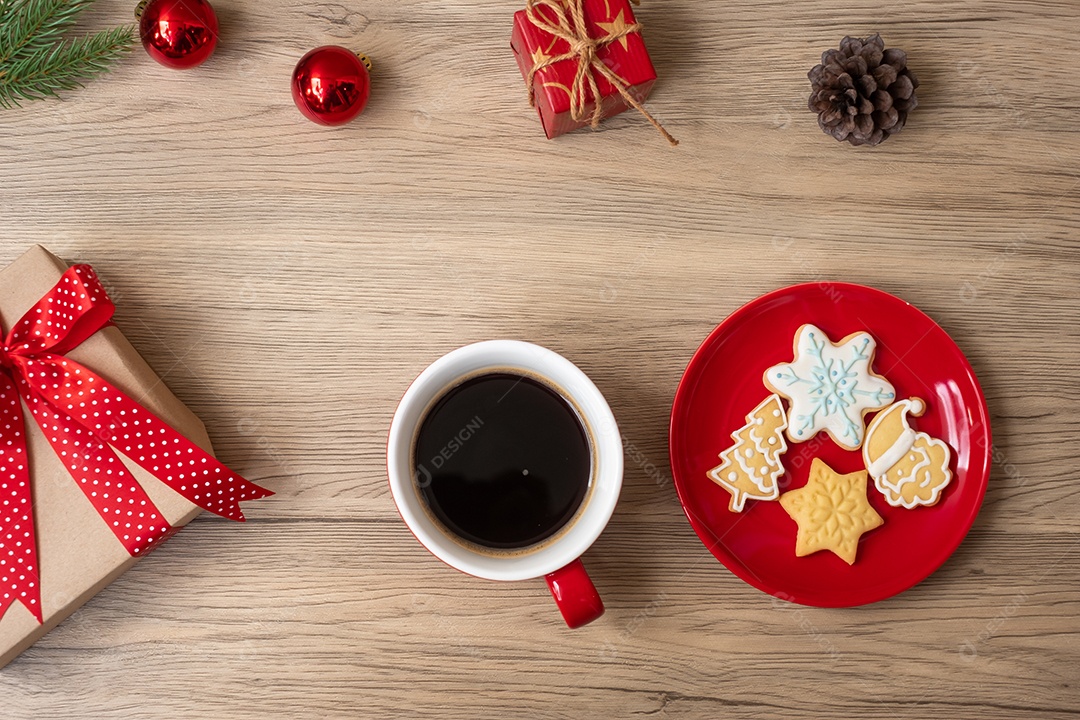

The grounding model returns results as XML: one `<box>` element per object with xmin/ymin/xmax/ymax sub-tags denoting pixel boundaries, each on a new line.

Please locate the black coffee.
<box><xmin>413</xmin><ymin>372</ymin><xmax>591</xmax><ymax>550</ymax></box>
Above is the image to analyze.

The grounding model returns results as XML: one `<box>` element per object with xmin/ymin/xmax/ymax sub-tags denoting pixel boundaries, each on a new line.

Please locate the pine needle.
<box><xmin>0</xmin><ymin>0</ymin><xmax>96</xmax><ymax>64</ymax></box>
<box><xmin>0</xmin><ymin>24</ymin><xmax>133</xmax><ymax>107</ymax></box>
<box><xmin>0</xmin><ymin>0</ymin><xmax>133</xmax><ymax>107</ymax></box>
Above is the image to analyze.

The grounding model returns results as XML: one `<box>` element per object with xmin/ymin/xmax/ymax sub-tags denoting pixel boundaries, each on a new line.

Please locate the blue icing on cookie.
<box><xmin>766</xmin><ymin>325</ymin><xmax>896</xmax><ymax>450</ymax></box>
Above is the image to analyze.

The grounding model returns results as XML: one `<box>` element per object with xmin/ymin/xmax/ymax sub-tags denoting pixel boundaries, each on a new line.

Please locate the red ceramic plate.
<box><xmin>670</xmin><ymin>283</ymin><xmax>991</xmax><ymax>607</ymax></box>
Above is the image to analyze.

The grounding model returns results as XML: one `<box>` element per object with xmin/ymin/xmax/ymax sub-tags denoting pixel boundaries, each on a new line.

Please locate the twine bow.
<box><xmin>525</xmin><ymin>0</ymin><xmax>677</xmax><ymax>146</ymax></box>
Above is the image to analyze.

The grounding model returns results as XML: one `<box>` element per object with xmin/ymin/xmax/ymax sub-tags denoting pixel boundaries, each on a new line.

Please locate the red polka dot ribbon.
<box><xmin>0</xmin><ymin>265</ymin><xmax>273</xmax><ymax>624</ymax></box>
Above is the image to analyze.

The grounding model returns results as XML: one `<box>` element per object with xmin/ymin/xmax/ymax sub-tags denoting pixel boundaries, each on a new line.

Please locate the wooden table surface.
<box><xmin>2</xmin><ymin>0</ymin><xmax>1079</xmax><ymax>717</ymax></box>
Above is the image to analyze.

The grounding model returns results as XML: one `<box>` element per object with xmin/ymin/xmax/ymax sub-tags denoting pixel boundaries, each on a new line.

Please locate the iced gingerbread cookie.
<box><xmin>779</xmin><ymin>457</ymin><xmax>884</xmax><ymax>565</ymax></box>
<box><xmin>707</xmin><ymin>394</ymin><xmax>788</xmax><ymax>512</ymax></box>
<box><xmin>764</xmin><ymin>324</ymin><xmax>895</xmax><ymax>451</ymax></box>
<box><xmin>863</xmin><ymin>397</ymin><xmax>953</xmax><ymax>509</ymax></box>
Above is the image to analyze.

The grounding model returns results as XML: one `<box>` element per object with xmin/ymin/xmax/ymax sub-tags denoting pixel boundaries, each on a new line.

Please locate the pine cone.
<box><xmin>808</xmin><ymin>34</ymin><xmax>919</xmax><ymax>147</ymax></box>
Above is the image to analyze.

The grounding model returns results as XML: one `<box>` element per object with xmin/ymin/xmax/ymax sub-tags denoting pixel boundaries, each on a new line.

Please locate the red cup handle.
<box><xmin>545</xmin><ymin>558</ymin><xmax>604</xmax><ymax>628</ymax></box>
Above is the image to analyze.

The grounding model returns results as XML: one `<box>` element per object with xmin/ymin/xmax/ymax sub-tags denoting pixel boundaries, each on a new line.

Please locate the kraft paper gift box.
<box><xmin>0</xmin><ymin>245</ymin><xmax>244</xmax><ymax>668</ymax></box>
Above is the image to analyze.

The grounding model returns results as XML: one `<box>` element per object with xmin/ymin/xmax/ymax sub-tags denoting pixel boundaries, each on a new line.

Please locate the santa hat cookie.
<box><xmin>863</xmin><ymin>398</ymin><xmax>953</xmax><ymax>509</ymax></box>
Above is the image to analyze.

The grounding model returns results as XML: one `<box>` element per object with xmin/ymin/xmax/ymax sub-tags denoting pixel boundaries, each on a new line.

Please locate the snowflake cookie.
<box><xmin>764</xmin><ymin>324</ymin><xmax>895</xmax><ymax>451</ymax></box>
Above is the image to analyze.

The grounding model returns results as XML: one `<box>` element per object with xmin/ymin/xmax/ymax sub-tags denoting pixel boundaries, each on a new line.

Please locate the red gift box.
<box><xmin>511</xmin><ymin>0</ymin><xmax>674</xmax><ymax>144</ymax></box>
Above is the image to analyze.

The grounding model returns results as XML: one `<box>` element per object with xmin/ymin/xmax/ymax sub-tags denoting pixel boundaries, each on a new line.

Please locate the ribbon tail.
<box><xmin>0</xmin><ymin>373</ymin><xmax>42</xmax><ymax>623</ymax></box>
<box><xmin>18</xmin><ymin>374</ymin><xmax>175</xmax><ymax>556</ymax></box>
<box><xmin>24</xmin><ymin>356</ymin><xmax>273</xmax><ymax>521</ymax></box>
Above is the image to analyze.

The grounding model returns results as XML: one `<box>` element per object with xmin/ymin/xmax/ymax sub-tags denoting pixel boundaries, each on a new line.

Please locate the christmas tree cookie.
<box><xmin>779</xmin><ymin>457</ymin><xmax>883</xmax><ymax>565</ymax></box>
<box><xmin>863</xmin><ymin>398</ymin><xmax>953</xmax><ymax>509</ymax></box>
<box><xmin>707</xmin><ymin>394</ymin><xmax>788</xmax><ymax>512</ymax></box>
<box><xmin>764</xmin><ymin>324</ymin><xmax>895</xmax><ymax>451</ymax></box>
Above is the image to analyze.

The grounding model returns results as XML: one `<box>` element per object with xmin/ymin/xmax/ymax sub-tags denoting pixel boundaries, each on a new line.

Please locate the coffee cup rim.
<box><xmin>387</xmin><ymin>340</ymin><xmax>622</xmax><ymax>581</ymax></box>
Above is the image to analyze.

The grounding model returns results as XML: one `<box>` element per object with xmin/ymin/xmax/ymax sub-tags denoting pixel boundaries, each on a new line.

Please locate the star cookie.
<box><xmin>779</xmin><ymin>457</ymin><xmax>883</xmax><ymax>565</ymax></box>
<box><xmin>764</xmin><ymin>324</ymin><xmax>895</xmax><ymax>451</ymax></box>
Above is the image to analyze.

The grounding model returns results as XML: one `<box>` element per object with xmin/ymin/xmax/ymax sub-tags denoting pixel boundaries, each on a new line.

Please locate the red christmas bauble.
<box><xmin>291</xmin><ymin>46</ymin><xmax>371</xmax><ymax>126</ymax></box>
<box><xmin>138</xmin><ymin>0</ymin><xmax>219</xmax><ymax>69</ymax></box>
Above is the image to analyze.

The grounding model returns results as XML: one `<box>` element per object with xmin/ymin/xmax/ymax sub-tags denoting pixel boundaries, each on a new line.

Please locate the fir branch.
<box><xmin>0</xmin><ymin>24</ymin><xmax>133</xmax><ymax>108</ymax></box>
<box><xmin>0</xmin><ymin>0</ymin><xmax>97</xmax><ymax>65</ymax></box>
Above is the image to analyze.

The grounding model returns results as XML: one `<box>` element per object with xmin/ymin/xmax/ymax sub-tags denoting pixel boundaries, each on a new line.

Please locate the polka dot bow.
<box><xmin>0</xmin><ymin>265</ymin><xmax>273</xmax><ymax>624</ymax></box>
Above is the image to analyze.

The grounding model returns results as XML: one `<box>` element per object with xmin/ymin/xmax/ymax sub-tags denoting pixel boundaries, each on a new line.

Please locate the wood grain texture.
<box><xmin>1</xmin><ymin>0</ymin><xmax>1079</xmax><ymax>716</ymax></box>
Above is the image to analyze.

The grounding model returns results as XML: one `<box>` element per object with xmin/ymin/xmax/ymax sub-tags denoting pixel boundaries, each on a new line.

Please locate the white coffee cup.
<box><xmin>387</xmin><ymin>340</ymin><xmax>622</xmax><ymax>628</ymax></box>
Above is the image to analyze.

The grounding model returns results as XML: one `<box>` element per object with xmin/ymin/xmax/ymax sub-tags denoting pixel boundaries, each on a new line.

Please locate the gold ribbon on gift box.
<box><xmin>525</xmin><ymin>0</ymin><xmax>678</xmax><ymax>146</ymax></box>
